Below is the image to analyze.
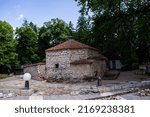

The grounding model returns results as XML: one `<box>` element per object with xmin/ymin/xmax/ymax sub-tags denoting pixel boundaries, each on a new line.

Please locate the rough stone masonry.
<box><xmin>45</xmin><ymin>39</ymin><xmax>107</xmax><ymax>81</ymax></box>
<box><xmin>24</xmin><ymin>39</ymin><xmax>107</xmax><ymax>82</ymax></box>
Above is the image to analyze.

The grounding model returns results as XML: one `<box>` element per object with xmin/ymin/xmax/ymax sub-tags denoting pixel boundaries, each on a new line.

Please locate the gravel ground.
<box><xmin>0</xmin><ymin>71</ymin><xmax>150</xmax><ymax>100</ymax></box>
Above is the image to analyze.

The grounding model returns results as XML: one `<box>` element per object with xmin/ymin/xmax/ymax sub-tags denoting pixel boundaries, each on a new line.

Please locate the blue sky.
<box><xmin>0</xmin><ymin>0</ymin><xmax>80</xmax><ymax>28</ymax></box>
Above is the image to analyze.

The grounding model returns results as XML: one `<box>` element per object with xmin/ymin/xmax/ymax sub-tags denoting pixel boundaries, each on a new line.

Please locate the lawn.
<box><xmin>0</xmin><ymin>74</ymin><xmax>13</xmax><ymax>79</ymax></box>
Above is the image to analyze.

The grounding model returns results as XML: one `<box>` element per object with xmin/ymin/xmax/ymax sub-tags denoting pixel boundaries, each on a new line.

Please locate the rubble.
<box><xmin>7</xmin><ymin>93</ymin><xmax>16</xmax><ymax>98</ymax></box>
<box><xmin>70</xmin><ymin>87</ymin><xmax>100</xmax><ymax>96</ymax></box>
<box><xmin>136</xmin><ymin>89</ymin><xmax>150</xmax><ymax>96</ymax></box>
<box><xmin>78</xmin><ymin>88</ymin><xmax>100</xmax><ymax>95</ymax></box>
<box><xmin>101</xmin><ymin>96</ymin><xmax>118</xmax><ymax>100</ymax></box>
<box><xmin>0</xmin><ymin>93</ymin><xmax>3</xmax><ymax>98</ymax></box>
<box><xmin>0</xmin><ymin>92</ymin><xmax>16</xmax><ymax>98</ymax></box>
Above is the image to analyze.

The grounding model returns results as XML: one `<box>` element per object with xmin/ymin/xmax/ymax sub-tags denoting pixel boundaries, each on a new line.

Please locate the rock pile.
<box><xmin>136</xmin><ymin>89</ymin><xmax>150</xmax><ymax>96</ymax></box>
<box><xmin>79</xmin><ymin>88</ymin><xmax>100</xmax><ymax>95</ymax></box>
<box><xmin>32</xmin><ymin>87</ymin><xmax>72</xmax><ymax>96</ymax></box>
<box><xmin>70</xmin><ymin>87</ymin><xmax>100</xmax><ymax>96</ymax></box>
<box><xmin>0</xmin><ymin>92</ymin><xmax>16</xmax><ymax>98</ymax></box>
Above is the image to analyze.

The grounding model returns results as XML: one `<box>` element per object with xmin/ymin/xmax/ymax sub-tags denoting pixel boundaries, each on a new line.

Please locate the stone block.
<box><xmin>20</xmin><ymin>89</ymin><xmax>34</xmax><ymax>96</ymax></box>
<box><xmin>7</xmin><ymin>93</ymin><xmax>15</xmax><ymax>98</ymax></box>
<box><xmin>0</xmin><ymin>93</ymin><xmax>3</xmax><ymax>98</ymax></box>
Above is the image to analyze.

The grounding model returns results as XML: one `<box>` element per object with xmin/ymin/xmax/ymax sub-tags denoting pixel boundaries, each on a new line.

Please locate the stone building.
<box><xmin>23</xmin><ymin>63</ymin><xmax>46</xmax><ymax>81</ymax></box>
<box><xmin>45</xmin><ymin>39</ymin><xmax>107</xmax><ymax>81</ymax></box>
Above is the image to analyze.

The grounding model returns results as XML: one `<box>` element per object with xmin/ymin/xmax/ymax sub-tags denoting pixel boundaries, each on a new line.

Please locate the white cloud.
<box><xmin>16</xmin><ymin>14</ymin><xmax>24</xmax><ymax>21</ymax></box>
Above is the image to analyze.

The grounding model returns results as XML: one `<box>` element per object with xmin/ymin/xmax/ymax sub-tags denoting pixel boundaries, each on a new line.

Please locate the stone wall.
<box><xmin>70</xmin><ymin>64</ymin><xmax>93</xmax><ymax>79</ymax></box>
<box><xmin>87</xmin><ymin>49</ymin><xmax>100</xmax><ymax>58</ymax></box>
<box><xmin>46</xmin><ymin>50</ymin><xmax>71</xmax><ymax>79</ymax></box>
<box><xmin>24</xmin><ymin>63</ymin><xmax>46</xmax><ymax>81</ymax></box>
<box><xmin>70</xmin><ymin>60</ymin><xmax>107</xmax><ymax>79</ymax></box>
<box><xmin>46</xmin><ymin>49</ymin><xmax>89</xmax><ymax>79</ymax></box>
<box><xmin>46</xmin><ymin>49</ymin><xmax>107</xmax><ymax>81</ymax></box>
<box><xmin>91</xmin><ymin>60</ymin><xmax>107</xmax><ymax>77</ymax></box>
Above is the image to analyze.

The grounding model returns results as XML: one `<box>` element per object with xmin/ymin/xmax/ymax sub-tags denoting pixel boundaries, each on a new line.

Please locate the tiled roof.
<box><xmin>45</xmin><ymin>39</ymin><xmax>98</xmax><ymax>52</ymax></box>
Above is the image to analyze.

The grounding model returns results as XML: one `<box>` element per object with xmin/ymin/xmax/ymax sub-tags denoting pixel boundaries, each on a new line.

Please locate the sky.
<box><xmin>0</xmin><ymin>0</ymin><xmax>81</xmax><ymax>28</ymax></box>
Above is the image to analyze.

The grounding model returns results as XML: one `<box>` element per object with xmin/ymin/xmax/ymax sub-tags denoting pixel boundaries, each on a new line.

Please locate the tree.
<box><xmin>75</xmin><ymin>14</ymin><xmax>92</xmax><ymax>44</ymax></box>
<box><xmin>23</xmin><ymin>19</ymin><xmax>39</xmax><ymax>34</ymax></box>
<box><xmin>75</xmin><ymin>0</ymin><xmax>150</xmax><ymax>69</ymax></box>
<box><xmin>38</xmin><ymin>18</ymin><xmax>71</xmax><ymax>60</ymax></box>
<box><xmin>68</xmin><ymin>21</ymin><xmax>75</xmax><ymax>37</ymax></box>
<box><xmin>0</xmin><ymin>20</ymin><xmax>19</xmax><ymax>73</ymax></box>
<box><xmin>15</xmin><ymin>21</ymin><xmax>39</xmax><ymax>65</ymax></box>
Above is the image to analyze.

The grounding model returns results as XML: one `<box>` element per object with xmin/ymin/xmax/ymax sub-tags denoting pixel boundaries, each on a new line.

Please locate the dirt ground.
<box><xmin>0</xmin><ymin>70</ymin><xmax>149</xmax><ymax>96</ymax></box>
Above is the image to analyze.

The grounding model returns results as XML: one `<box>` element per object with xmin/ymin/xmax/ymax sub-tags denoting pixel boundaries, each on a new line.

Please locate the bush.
<box><xmin>132</xmin><ymin>63</ymin><xmax>139</xmax><ymax>70</ymax></box>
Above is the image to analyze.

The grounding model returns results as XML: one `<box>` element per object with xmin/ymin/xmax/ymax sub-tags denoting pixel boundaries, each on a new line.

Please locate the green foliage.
<box><xmin>0</xmin><ymin>20</ymin><xmax>19</xmax><ymax>73</ymax></box>
<box><xmin>75</xmin><ymin>0</ymin><xmax>150</xmax><ymax>69</ymax></box>
<box><xmin>15</xmin><ymin>21</ymin><xmax>39</xmax><ymax>65</ymax></box>
<box><xmin>38</xmin><ymin>18</ymin><xmax>71</xmax><ymax>60</ymax></box>
<box><xmin>0</xmin><ymin>74</ymin><xmax>13</xmax><ymax>79</ymax></box>
<box><xmin>1</xmin><ymin>0</ymin><xmax>149</xmax><ymax>72</ymax></box>
<box><xmin>75</xmin><ymin>14</ymin><xmax>92</xmax><ymax>44</ymax></box>
<box><xmin>68</xmin><ymin>21</ymin><xmax>75</xmax><ymax>36</ymax></box>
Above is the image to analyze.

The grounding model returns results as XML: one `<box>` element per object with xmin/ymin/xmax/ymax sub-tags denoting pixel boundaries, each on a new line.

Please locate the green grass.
<box><xmin>0</xmin><ymin>74</ymin><xmax>13</xmax><ymax>79</ymax></box>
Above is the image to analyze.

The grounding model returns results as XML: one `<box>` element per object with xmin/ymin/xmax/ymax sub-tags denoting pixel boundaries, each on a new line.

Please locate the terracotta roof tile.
<box><xmin>45</xmin><ymin>39</ymin><xmax>98</xmax><ymax>52</ymax></box>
